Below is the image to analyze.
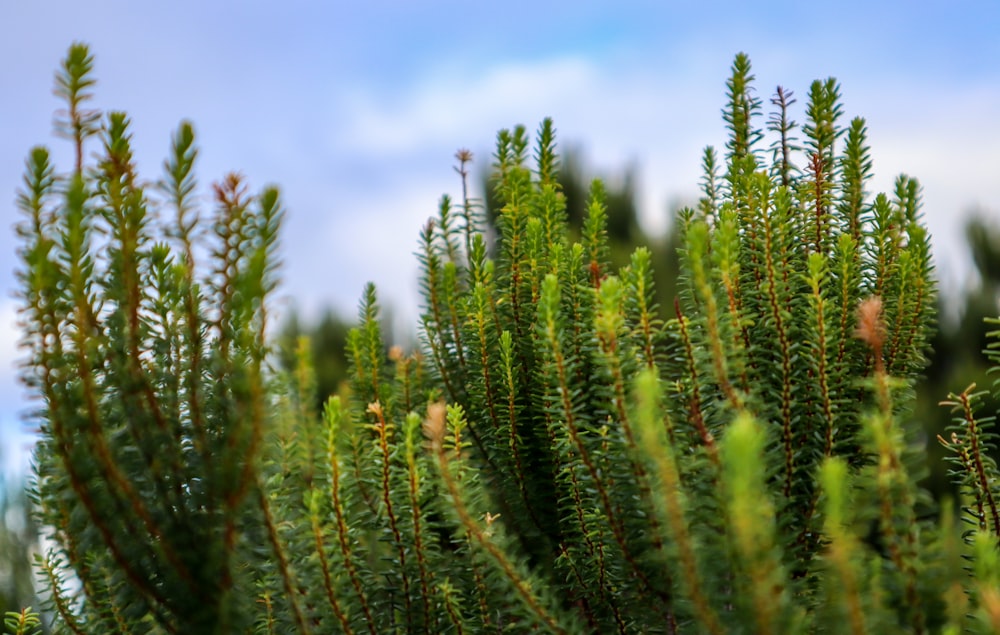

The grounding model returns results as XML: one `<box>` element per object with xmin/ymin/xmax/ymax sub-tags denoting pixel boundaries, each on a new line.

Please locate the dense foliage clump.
<box><xmin>10</xmin><ymin>44</ymin><xmax>1000</xmax><ymax>635</ymax></box>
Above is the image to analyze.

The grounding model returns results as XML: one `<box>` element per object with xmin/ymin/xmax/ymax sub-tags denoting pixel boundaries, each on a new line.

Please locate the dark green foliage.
<box><xmin>15</xmin><ymin>44</ymin><xmax>1000</xmax><ymax>635</ymax></box>
<box><xmin>17</xmin><ymin>43</ymin><xmax>282</xmax><ymax>633</ymax></box>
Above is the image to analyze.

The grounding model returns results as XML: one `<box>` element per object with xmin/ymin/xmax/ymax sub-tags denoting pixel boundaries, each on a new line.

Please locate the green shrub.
<box><xmin>13</xmin><ymin>43</ymin><xmax>1000</xmax><ymax>635</ymax></box>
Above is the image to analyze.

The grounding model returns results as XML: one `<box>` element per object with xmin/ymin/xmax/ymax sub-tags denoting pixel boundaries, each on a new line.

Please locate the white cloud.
<box><xmin>0</xmin><ymin>300</ymin><xmax>33</xmax><ymax>479</ymax></box>
<box><xmin>329</xmin><ymin>55</ymin><xmax>724</xmax><ymax>242</ymax></box>
<box><xmin>338</xmin><ymin>57</ymin><xmax>600</xmax><ymax>157</ymax></box>
<box><xmin>1</xmin><ymin>425</ymin><xmax>35</xmax><ymax>482</ymax></box>
<box><xmin>318</xmin><ymin>179</ymin><xmax>456</xmax><ymax>330</ymax></box>
<box><xmin>0</xmin><ymin>301</ymin><xmax>20</xmax><ymax>394</ymax></box>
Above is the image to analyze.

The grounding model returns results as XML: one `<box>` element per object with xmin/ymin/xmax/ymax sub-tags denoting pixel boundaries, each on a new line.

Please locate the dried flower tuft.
<box><xmin>854</xmin><ymin>295</ymin><xmax>887</xmax><ymax>375</ymax></box>
<box><xmin>425</xmin><ymin>401</ymin><xmax>447</xmax><ymax>448</ymax></box>
<box><xmin>854</xmin><ymin>295</ymin><xmax>885</xmax><ymax>351</ymax></box>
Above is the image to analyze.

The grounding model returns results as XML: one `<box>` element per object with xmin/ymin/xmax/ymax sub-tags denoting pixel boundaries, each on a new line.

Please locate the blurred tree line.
<box><xmin>0</xmin><ymin>454</ymin><xmax>42</xmax><ymax>624</ymax></box>
<box><xmin>921</xmin><ymin>216</ymin><xmax>1000</xmax><ymax>498</ymax></box>
<box><xmin>2</xmin><ymin>147</ymin><xmax>997</xmax><ymax>618</ymax></box>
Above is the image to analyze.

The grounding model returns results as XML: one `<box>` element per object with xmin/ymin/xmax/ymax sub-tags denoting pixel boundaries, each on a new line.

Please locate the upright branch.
<box><xmin>53</xmin><ymin>43</ymin><xmax>100</xmax><ymax>174</ymax></box>
<box><xmin>767</xmin><ymin>86</ymin><xmax>799</xmax><ymax>187</ymax></box>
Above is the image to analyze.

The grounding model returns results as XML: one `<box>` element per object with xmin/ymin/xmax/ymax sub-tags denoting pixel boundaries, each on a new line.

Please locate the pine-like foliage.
<box><xmin>17</xmin><ymin>44</ymin><xmax>281</xmax><ymax>633</ymax></box>
<box><xmin>14</xmin><ymin>45</ymin><xmax>1000</xmax><ymax>635</ymax></box>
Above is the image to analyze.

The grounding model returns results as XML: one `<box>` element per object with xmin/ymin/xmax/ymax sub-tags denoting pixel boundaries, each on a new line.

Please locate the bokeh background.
<box><xmin>2</xmin><ymin>1</ymin><xmax>999</xmax><ymax>612</ymax></box>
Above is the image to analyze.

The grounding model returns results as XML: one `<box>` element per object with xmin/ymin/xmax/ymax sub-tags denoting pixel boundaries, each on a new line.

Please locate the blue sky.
<box><xmin>1</xmin><ymin>1</ymin><xmax>999</xmax><ymax>476</ymax></box>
